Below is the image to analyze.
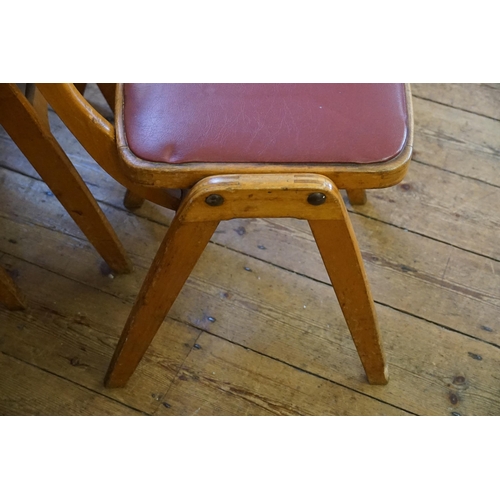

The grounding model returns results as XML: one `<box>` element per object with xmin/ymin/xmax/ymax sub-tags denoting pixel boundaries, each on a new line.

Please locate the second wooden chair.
<box><xmin>0</xmin><ymin>83</ymin><xmax>132</xmax><ymax>310</ymax></box>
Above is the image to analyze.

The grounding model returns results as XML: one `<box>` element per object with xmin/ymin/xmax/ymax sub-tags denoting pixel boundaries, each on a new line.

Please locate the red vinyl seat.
<box><xmin>123</xmin><ymin>83</ymin><xmax>408</xmax><ymax>165</ymax></box>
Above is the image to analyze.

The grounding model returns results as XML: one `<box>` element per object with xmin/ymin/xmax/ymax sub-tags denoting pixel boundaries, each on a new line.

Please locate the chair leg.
<box><xmin>346</xmin><ymin>188</ymin><xmax>367</xmax><ymax>205</ymax></box>
<box><xmin>96</xmin><ymin>83</ymin><xmax>116</xmax><ymax>112</ymax></box>
<box><xmin>0</xmin><ymin>84</ymin><xmax>132</xmax><ymax>274</ymax></box>
<box><xmin>123</xmin><ymin>189</ymin><xmax>145</xmax><ymax>210</ymax></box>
<box><xmin>0</xmin><ymin>266</ymin><xmax>26</xmax><ymax>310</ymax></box>
<box><xmin>105</xmin><ymin>215</ymin><xmax>219</xmax><ymax>388</ymax></box>
<box><xmin>105</xmin><ymin>173</ymin><xmax>386</xmax><ymax>387</ymax></box>
<box><xmin>309</xmin><ymin>217</ymin><xmax>388</xmax><ymax>384</ymax></box>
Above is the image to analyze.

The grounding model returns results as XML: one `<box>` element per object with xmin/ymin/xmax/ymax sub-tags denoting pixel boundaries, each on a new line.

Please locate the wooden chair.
<box><xmin>37</xmin><ymin>83</ymin><xmax>413</xmax><ymax>388</ymax></box>
<box><xmin>0</xmin><ymin>83</ymin><xmax>134</xmax><ymax>310</ymax></box>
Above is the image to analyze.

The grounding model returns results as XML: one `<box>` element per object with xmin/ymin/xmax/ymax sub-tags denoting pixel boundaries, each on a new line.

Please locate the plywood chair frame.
<box><xmin>0</xmin><ymin>83</ymin><xmax>133</xmax><ymax>313</ymax></box>
<box><xmin>104</xmin><ymin>173</ymin><xmax>389</xmax><ymax>388</ymax></box>
<box><xmin>36</xmin><ymin>83</ymin><xmax>413</xmax><ymax>388</ymax></box>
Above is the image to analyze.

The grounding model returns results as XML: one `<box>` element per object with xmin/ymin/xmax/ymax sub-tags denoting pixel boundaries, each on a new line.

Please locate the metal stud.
<box><xmin>205</xmin><ymin>194</ymin><xmax>224</xmax><ymax>206</ymax></box>
<box><xmin>307</xmin><ymin>192</ymin><xmax>326</xmax><ymax>206</ymax></box>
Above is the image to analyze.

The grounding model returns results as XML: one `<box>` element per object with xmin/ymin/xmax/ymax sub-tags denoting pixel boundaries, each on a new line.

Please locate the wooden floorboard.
<box><xmin>154</xmin><ymin>333</ymin><xmax>410</xmax><ymax>416</ymax></box>
<box><xmin>0</xmin><ymin>352</ymin><xmax>142</xmax><ymax>416</ymax></box>
<box><xmin>1</xmin><ymin>84</ymin><xmax>499</xmax><ymax>415</ymax></box>
<box><xmin>412</xmin><ymin>83</ymin><xmax>500</xmax><ymax>122</ymax></box>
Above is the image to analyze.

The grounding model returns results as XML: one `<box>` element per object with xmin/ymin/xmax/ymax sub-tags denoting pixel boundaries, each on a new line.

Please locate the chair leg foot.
<box><xmin>309</xmin><ymin>215</ymin><xmax>388</xmax><ymax>385</ymax></box>
<box><xmin>346</xmin><ymin>189</ymin><xmax>367</xmax><ymax>205</ymax></box>
<box><xmin>105</xmin><ymin>173</ymin><xmax>387</xmax><ymax>387</ymax></box>
<box><xmin>123</xmin><ymin>189</ymin><xmax>146</xmax><ymax>210</ymax></box>
<box><xmin>105</xmin><ymin>215</ymin><xmax>218</xmax><ymax>388</ymax></box>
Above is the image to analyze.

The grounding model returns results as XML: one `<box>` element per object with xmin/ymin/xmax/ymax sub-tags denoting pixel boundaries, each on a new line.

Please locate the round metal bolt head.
<box><xmin>307</xmin><ymin>192</ymin><xmax>327</xmax><ymax>206</ymax></box>
<box><xmin>205</xmin><ymin>194</ymin><xmax>224</xmax><ymax>206</ymax></box>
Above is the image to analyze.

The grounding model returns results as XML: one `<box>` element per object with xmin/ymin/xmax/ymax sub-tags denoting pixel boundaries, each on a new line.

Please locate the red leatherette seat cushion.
<box><xmin>123</xmin><ymin>84</ymin><xmax>408</xmax><ymax>165</ymax></box>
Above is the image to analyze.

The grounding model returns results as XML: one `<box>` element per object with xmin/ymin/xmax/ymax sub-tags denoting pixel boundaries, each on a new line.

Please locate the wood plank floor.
<box><xmin>1</xmin><ymin>84</ymin><xmax>499</xmax><ymax>416</ymax></box>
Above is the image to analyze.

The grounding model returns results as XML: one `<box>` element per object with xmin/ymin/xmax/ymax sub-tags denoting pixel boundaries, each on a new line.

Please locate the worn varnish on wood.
<box><xmin>105</xmin><ymin>173</ymin><xmax>389</xmax><ymax>388</ymax></box>
<box><xmin>37</xmin><ymin>84</ymin><xmax>413</xmax><ymax>389</ymax></box>
<box><xmin>1</xmin><ymin>84</ymin><xmax>500</xmax><ymax>415</ymax></box>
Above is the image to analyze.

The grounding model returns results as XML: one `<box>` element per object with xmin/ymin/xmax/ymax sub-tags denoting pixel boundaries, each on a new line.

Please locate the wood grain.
<box><xmin>310</xmin><ymin>217</ymin><xmax>387</xmax><ymax>384</ymax></box>
<box><xmin>24</xmin><ymin>84</ymin><xmax>50</xmax><ymax>131</ymax></box>
<box><xmin>346</xmin><ymin>189</ymin><xmax>367</xmax><ymax>205</ymax></box>
<box><xmin>2</xmin><ymin>199</ymin><xmax>500</xmax><ymax>414</ymax></box>
<box><xmin>212</xmin><ymin>215</ymin><xmax>500</xmax><ymax>344</ymax></box>
<box><xmin>105</xmin><ymin>217</ymin><xmax>218</xmax><ymax>388</ymax></box>
<box><xmin>1</xmin><ymin>162</ymin><xmax>498</xmax><ymax>346</ymax></box>
<box><xmin>354</xmin><ymin>160</ymin><xmax>500</xmax><ymax>261</ymax></box>
<box><xmin>123</xmin><ymin>189</ymin><xmax>146</xmax><ymax>210</ymax></box>
<box><xmin>411</xmin><ymin>94</ymin><xmax>500</xmax><ymax>185</ymax></box>
<box><xmin>0</xmin><ymin>253</ymin><xmax>199</xmax><ymax>414</ymax></box>
<box><xmin>0</xmin><ymin>83</ymin><xmax>131</xmax><ymax>274</ymax></box>
<box><xmin>2</xmin><ymin>97</ymin><xmax>500</xmax><ymax>259</ymax></box>
<box><xmin>167</xmin><ymin>244</ymin><xmax>500</xmax><ymax>416</ymax></box>
<box><xmin>4</xmin><ymin>96</ymin><xmax>498</xmax><ymax>261</ymax></box>
<box><xmin>0</xmin><ymin>352</ymin><xmax>141</xmax><ymax>416</ymax></box>
<box><xmin>35</xmin><ymin>83</ymin><xmax>180</xmax><ymax>211</ymax></box>
<box><xmin>412</xmin><ymin>83</ymin><xmax>500</xmax><ymax>121</ymax></box>
<box><xmin>156</xmin><ymin>333</ymin><xmax>408</xmax><ymax>416</ymax></box>
<box><xmin>1</xmin><ymin>84</ymin><xmax>499</xmax><ymax>415</ymax></box>
<box><xmin>107</xmin><ymin>172</ymin><xmax>388</xmax><ymax>387</ymax></box>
